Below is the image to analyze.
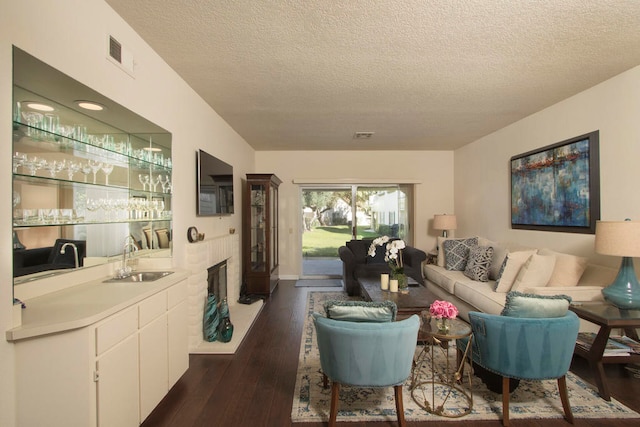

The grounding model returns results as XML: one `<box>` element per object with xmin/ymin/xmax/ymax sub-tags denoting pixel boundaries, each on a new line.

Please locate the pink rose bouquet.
<box><xmin>429</xmin><ymin>300</ymin><xmax>458</xmax><ymax>320</ymax></box>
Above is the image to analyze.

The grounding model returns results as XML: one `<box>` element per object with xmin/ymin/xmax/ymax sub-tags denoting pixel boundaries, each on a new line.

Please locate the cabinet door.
<box><xmin>168</xmin><ymin>299</ymin><xmax>189</xmax><ymax>386</ymax></box>
<box><xmin>96</xmin><ymin>334</ymin><xmax>139</xmax><ymax>427</ymax></box>
<box><xmin>139</xmin><ymin>313</ymin><xmax>169</xmax><ymax>422</ymax></box>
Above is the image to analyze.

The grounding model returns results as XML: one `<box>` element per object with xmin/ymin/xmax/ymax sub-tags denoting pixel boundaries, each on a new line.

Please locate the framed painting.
<box><xmin>510</xmin><ymin>131</ymin><xmax>600</xmax><ymax>234</ymax></box>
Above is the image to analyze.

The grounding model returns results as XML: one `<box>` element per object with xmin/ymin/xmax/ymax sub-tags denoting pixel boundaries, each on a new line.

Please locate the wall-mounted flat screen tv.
<box><xmin>196</xmin><ymin>149</ymin><xmax>234</xmax><ymax>216</ymax></box>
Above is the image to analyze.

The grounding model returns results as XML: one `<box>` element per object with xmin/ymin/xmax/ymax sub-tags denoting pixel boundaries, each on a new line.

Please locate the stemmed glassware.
<box><xmin>101</xmin><ymin>162</ymin><xmax>114</xmax><ymax>185</ymax></box>
<box><xmin>13</xmin><ymin>152</ymin><xmax>26</xmax><ymax>173</ymax></box>
<box><xmin>44</xmin><ymin>159</ymin><xmax>66</xmax><ymax>178</ymax></box>
<box><xmin>23</xmin><ymin>156</ymin><xmax>46</xmax><ymax>176</ymax></box>
<box><xmin>80</xmin><ymin>163</ymin><xmax>92</xmax><ymax>183</ymax></box>
<box><xmin>65</xmin><ymin>161</ymin><xmax>81</xmax><ymax>180</ymax></box>
<box><xmin>151</xmin><ymin>175</ymin><xmax>162</xmax><ymax>192</ymax></box>
<box><xmin>88</xmin><ymin>160</ymin><xmax>102</xmax><ymax>184</ymax></box>
<box><xmin>159</xmin><ymin>174</ymin><xmax>171</xmax><ymax>193</ymax></box>
<box><xmin>138</xmin><ymin>174</ymin><xmax>150</xmax><ymax>191</ymax></box>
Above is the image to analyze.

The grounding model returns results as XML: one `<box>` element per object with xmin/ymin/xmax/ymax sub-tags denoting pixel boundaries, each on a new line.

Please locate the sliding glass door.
<box><xmin>300</xmin><ymin>184</ymin><xmax>413</xmax><ymax>278</ymax></box>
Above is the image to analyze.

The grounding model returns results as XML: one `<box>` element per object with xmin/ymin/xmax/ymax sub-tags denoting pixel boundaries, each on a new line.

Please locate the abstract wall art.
<box><xmin>511</xmin><ymin>131</ymin><xmax>600</xmax><ymax>234</ymax></box>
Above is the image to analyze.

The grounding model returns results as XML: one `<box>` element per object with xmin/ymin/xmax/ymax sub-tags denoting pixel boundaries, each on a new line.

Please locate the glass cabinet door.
<box><xmin>250</xmin><ymin>183</ymin><xmax>266</xmax><ymax>273</ymax></box>
<box><xmin>270</xmin><ymin>185</ymin><xmax>278</xmax><ymax>272</ymax></box>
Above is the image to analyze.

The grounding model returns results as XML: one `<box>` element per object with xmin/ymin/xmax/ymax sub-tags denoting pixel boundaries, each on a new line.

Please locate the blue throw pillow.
<box><xmin>500</xmin><ymin>291</ymin><xmax>572</xmax><ymax>318</ymax></box>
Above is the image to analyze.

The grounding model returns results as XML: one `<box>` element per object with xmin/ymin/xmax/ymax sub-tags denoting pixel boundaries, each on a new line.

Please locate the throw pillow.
<box><xmin>463</xmin><ymin>245</ymin><xmax>494</xmax><ymax>282</ymax></box>
<box><xmin>443</xmin><ymin>237</ymin><xmax>479</xmax><ymax>271</ymax></box>
<box><xmin>324</xmin><ymin>300</ymin><xmax>397</xmax><ymax>322</ymax></box>
<box><xmin>500</xmin><ymin>291</ymin><xmax>572</xmax><ymax>318</ymax></box>
<box><xmin>510</xmin><ymin>254</ymin><xmax>557</xmax><ymax>292</ymax></box>
<box><xmin>494</xmin><ymin>249</ymin><xmax>537</xmax><ymax>292</ymax></box>
<box><xmin>437</xmin><ymin>236</ymin><xmax>478</xmax><ymax>267</ymax></box>
<box><xmin>538</xmin><ymin>248</ymin><xmax>588</xmax><ymax>287</ymax></box>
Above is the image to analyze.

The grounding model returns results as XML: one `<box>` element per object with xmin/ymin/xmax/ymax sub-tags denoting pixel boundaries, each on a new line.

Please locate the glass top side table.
<box><xmin>411</xmin><ymin>315</ymin><xmax>473</xmax><ymax>417</ymax></box>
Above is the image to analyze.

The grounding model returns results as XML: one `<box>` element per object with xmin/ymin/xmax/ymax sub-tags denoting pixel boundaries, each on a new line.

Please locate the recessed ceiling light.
<box><xmin>24</xmin><ymin>102</ymin><xmax>54</xmax><ymax>112</ymax></box>
<box><xmin>75</xmin><ymin>100</ymin><xmax>105</xmax><ymax>111</ymax></box>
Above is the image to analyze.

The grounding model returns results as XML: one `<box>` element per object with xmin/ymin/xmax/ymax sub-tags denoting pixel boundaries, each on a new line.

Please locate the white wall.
<box><xmin>455</xmin><ymin>65</ymin><xmax>640</xmax><ymax>268</ymax></box>
<box><xmin>256</xmin><ymin>150</ymin><xmax>454</xmax><ymax>278</ymax></box>
<box><xmin>0</xmin><ymin>1</ymin><xmax>255</xmax><ymax>425</ymax></box>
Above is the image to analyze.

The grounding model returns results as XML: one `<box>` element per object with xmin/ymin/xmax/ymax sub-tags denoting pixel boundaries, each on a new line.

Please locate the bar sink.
<box><xmin>104</xmin><ymin>271</ymin><xmax>174</xmax><ymax>283</ymax></box>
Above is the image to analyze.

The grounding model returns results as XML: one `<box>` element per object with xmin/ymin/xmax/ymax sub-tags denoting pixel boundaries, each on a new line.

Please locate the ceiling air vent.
<box><xmin>353</xmin><ymin>132</ymin><xmax>375</xmax><ymax>140</ymax></box>
<box><xmin>109</xmin><ymin>36</ymin><xmax>122</xmax><ymax>63</ymax></box>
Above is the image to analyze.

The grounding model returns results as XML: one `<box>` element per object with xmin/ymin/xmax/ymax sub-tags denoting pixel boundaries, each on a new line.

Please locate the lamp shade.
<box><xmin>595</xmin><ymin>220</ymin><xmax>640</xmax><ymax>258</ymax></box>
<box><xmin>433</xmin><ymin>214</ymin><xmax>457</xmax><ymax>231</ymax></box>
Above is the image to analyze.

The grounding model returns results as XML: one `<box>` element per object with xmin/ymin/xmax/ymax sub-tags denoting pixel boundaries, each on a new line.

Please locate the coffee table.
<box><xmin>358</xmin><ymin>275</ymin><xmax>436</xmax><ymax>319</ymax></box>
<box><xmin>569</xmin><ymin>302</ymin><xmax>640</xmax><ymax>401</ymax></box>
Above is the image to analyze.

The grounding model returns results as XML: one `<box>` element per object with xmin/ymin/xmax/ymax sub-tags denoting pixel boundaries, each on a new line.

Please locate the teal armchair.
<box><xmin>458</xmin><ymin>311</ymin><xmax>580</xmax><ymax>426</ymax></box>
<box><xmin>313</xmin><ymin>313</ymin><xmax>419</xmax><ymax>427</ymax></box>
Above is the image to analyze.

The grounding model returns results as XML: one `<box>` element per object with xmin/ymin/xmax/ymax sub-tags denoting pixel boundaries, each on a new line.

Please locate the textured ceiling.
<box><xmin>106</xmin><ymin>0</ymin><xmax>640</xmax><ymax>151</ymax></box>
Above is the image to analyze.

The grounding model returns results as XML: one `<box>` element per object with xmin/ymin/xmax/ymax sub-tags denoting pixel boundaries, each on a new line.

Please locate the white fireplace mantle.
<box><xmin>185</xmin><ymin>234</ymin><xmax>263</xmax><ymax>354</ymax></box>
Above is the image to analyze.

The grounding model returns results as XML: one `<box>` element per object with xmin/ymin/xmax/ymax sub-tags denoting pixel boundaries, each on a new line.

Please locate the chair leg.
<box><xmin>394</xmin><ymin>385</ymin><xmax>406</xmax><ymax>427</ymax></box>
<box><xmin>329</xmin><ymin>382</ymin><xmax>340</xmax><ymax>427</ymax></box>
<box><xmin>557</xmin><ymin>376</ymin><xmax>574</xmax><ymax>424</ymax></box>
<box><xmin>502</xmin><ymin>376</ymin><xmax>510</xmax><ymax>427</ymax></box>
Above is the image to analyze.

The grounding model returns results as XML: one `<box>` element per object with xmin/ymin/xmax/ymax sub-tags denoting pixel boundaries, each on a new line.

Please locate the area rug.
<box><xmin>291</xmin><ymin>291</ymin><xmax>639</xmax><ymax>423</ymax></box>
<box><xmin>295</xmin><ymin>279</ymin><xmax>343</xmax><ymax>288</ymax></box>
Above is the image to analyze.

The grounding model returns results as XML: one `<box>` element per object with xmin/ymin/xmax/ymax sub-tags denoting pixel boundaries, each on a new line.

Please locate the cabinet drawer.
<box><xmin>96</xmin><ymin>306</ymin><xmax>138</xmax><ymax>356</ymax></box>
<box><xmin>168</xmin><ymin>279</ymin><xmax>188</xmax><ymax>309</ymax></box>
<box><xmin>139</xmin><ymin>291</ymin><xmax>167</xmax><ymax>327</ymax></box>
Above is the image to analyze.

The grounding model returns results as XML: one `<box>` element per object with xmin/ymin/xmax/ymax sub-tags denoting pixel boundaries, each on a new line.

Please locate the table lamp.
<box><xmin>594</xmin><ymin>219</ymin><xmax>640</xmax><ymax>309</ymax></box>
<box><xmin>433</xmin><ymin>214</ymin><xmax>457</xmax><ymax>238</ymax></box>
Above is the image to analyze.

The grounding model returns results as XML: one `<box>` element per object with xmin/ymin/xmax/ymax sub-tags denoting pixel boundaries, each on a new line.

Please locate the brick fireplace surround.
<box><xmin>184</xmin><ymin>234</ymin><xmax>263</xmax><ymax>354</ymax></box>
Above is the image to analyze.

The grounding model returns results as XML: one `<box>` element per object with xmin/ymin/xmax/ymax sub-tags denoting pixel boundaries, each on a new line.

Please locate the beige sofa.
<box><xmin>423</xmin><ymin>236</ymin><xmax>617</xmax><ymax>330</ymax></box>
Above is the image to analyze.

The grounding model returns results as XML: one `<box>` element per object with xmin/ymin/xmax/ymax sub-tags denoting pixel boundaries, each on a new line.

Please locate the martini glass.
<box><xmin>88</xmin><ymin>160</ymin><xmax>102</xmax><ymax>184</ymax></box>
<box><xmin>138</xmin><ymin>174</ymin><xmax>149</xmax><ymax>191</ymax></box>
<box><xmin>101</xmin><ymin>162</ymin><xmax>114</xmax><ymax>185</ymax></box>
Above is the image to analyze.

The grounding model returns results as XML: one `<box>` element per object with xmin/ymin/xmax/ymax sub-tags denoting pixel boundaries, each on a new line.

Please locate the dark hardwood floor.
<box><xmin>142</xmin><ymin>280</ymin><xmax>640</xmax><ymax>427</ymax></box>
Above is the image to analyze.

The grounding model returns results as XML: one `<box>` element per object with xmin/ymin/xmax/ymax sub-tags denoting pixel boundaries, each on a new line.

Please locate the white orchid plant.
<box><xmin>368</xmin><ymin>236</ymin><xmax>406</xmax><ymax>272</ymax></box>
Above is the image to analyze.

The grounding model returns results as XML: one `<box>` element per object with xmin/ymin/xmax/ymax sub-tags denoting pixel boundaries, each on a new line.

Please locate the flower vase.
<box><xmin>436</xmin><ymin>318</ymin><xmax>450</xmax><ymax>333</ymax></box>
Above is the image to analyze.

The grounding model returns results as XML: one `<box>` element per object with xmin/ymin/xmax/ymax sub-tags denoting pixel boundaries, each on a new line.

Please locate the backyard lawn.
<box><xmin>302</xmin><ymin>225</ymin><xmax>378</xmax><ymax>257</ymax></box>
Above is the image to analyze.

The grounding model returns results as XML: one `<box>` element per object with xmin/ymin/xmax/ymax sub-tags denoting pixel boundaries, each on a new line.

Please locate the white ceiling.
<box><xmin>106</xmin><ymin>0</ymin><xmax>640</xmax><ymax>151</ymax></box>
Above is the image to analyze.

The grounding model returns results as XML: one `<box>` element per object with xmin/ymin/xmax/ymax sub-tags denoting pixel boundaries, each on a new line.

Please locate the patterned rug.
<box><xmin>291</xmin><ymin>291</ymin><xmax>639</xmax><ymax>423</ymax></box>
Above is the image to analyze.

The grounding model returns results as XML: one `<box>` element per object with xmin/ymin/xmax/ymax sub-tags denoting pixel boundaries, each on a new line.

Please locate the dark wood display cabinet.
<box><xmin>243</xmin><ymin>173</ymin><xmax>281</xmax><ymax>295</ymax></box>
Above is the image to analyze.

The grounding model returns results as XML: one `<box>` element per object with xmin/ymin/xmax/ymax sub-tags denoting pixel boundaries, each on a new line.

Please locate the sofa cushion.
<box><xmin>454</xmin><ymin>279</ymin><xmax>507</xmax><ymax>316</ymax></box>
<box><xmin>443</xmin><ymin>237</ymin><xmax>478</xmax><ymax>271</ymax></box>
<box><xmin>425</xmin><ymin>265</ymin><xmax>463</xmax><ymax>294</ymax></box>
<box><xmin>464</xmin><ymin>245</ymin><xmax>494</xmax><ymax>282</ymax></box>
<box><xmin>500</xmin><ymin>291</ymin><xmax>571</xmax><ymax>318</ymax></box>
<box><xmin>324</xmin><ymin>300</ymin><xmax>397</xmax><ymax>322</ymax></box>
<box><xmin>494</xmin><ymin>249</ymin><xmax>537</xmax><ymax>292</ymax></box>
<box><xmin>346</xmin><ymin>239</ymin><xmax>370</xmax><ymax>263</ymax></box>
<box><xmin>510</xmin><ymin>254</ymin><xmax>556</xmax><ymax>292</ymax></box>
<box><xmin>538</xmin><ymin>248</ymin><xmax>588</xmax><ymax>287</ymax></box>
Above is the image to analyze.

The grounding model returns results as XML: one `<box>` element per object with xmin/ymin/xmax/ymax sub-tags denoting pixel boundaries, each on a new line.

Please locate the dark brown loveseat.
<box><xmin>338</xmin><ymin>239</ymin><xmax>427</xmax><ymax>296</ymax></box>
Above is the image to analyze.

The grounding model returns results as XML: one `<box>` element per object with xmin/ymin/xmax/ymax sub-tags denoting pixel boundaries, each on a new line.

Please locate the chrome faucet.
<box><xmin>116</xmin><ymin>236</ymin><xmax>138</xmax><ymax>279</ymax></box>
<box><xmin>60</xmin><ymin>242</ymin><xmax>79</xmax><ymax>269</ymax></box>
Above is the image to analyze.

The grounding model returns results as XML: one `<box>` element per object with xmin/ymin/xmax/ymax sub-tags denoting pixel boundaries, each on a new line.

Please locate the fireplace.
<box><xmin>207</xmin><ymin>260</ymin><xmax>228</xmax><ymax>303</ymax></box>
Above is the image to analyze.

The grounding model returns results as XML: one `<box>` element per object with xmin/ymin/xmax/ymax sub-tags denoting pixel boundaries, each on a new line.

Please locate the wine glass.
<box><xmin>24</xmin><ymin>156</ymin><xmax>45</xmax><ymax>176</ymax></box>
<box><xmin>138</xmin><ymin>174</ymin><xmax>149</xmax><ymax>191</ymax></box>
<box><xmin>88</xmin><ymin>159</ymin><xmax>102</xmax><ymax>184</ymax></box>
<box><xmin>65</xmin><ymin>161</ymin><xmax>81</xmax><ymax>180</ymax></box>
<box><xmin>101</xmin><ymin>162</ymin><xmax>114</xmax><ymax>185</ymax></box>
<box><xmin>159</xmin><ymin>174</ymin><xmax>170</xmax><ymax>193</ymax></box>
<box><xmin>80</xmin><ymin>163</ymin><xmax>92</xmax><ymax>182</ymax></box>
<box><xmin>44</xmin><ymin>159</ymin><xmax>65</xmax><ymax>178</ymax></box>
<box><xmin>151</xmin><ymin>175</ymin><xmax>162</xmax><ymax>192</ymax></box>
<box><xmin>12</xmin><ymin>152</ymin><xmax>26</xmax><ymax>173</ymax></box>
